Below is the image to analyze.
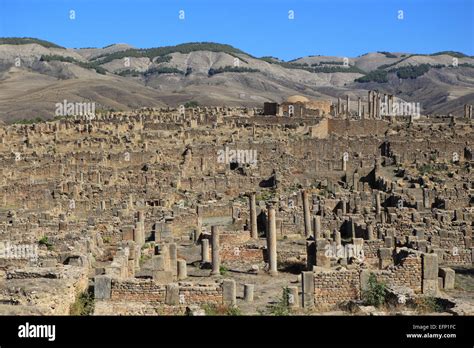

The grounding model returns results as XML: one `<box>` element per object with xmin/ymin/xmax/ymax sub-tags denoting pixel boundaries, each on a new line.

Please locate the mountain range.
<box><xmin>1</xmin><ymin>37</ymin><xmax>473</xmax><ymax>122</ymax></box>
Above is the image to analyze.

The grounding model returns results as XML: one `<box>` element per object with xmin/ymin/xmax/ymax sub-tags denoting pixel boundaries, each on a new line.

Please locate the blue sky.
<box><xmin>0</xmin><ymin>0</ymin><xmax>472</xmax><ymax>60</ymax></box>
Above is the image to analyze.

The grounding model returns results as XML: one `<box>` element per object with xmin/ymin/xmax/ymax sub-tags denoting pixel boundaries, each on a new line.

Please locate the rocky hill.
<box><xmin>0</xmin><ymin>38</ymin><xmax>473</xmax><ymax>122</ymax></box>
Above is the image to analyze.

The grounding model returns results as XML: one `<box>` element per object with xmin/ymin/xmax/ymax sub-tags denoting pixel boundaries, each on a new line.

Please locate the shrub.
<box><xmin>362</xmin><ymin>273</ymin><xmax>387</xmax><ymax>307</ymax></box>
<box><xmin>91</xmin><ymin>42</ymin><xmax>251</xmax><ymax>65</ymax></box>
<box><xmin>144</xmin><ymin>67</ymin><xmax>184</xmax><ymax>76</ymax></box>
<box><xmin>355</xmin><ymin>70</ymin><xmax>388</xmax><ymax>83</ymax></box>
<box><xmin>414</xmin><ymin>296</ymin><xmax>442</xmax><ymax>313</ymax></box>
<box><xmin>0</xmin><ymin>37</ymin><xmax>63</xmax><ymax>48</ymax></box>
<box><xmin>203</xmin><ymin>303</ymin><xmax>241</xmax><ymax>316</ymax></box>
<box><xmin>70</xmin><ymin>291</ymin><xmax>95</xmax><ymax>315</ymax></box>
<box><xmin>139</xmin><ymin>254</ymin><xmax>151</xmax><ymax>266</ymax></box>
<box><xmin>184</xmin><ymin>101</ymin><xmax>199</xmax><ymax>108</ymax></box>
<box><xmin>391</xmin><ymin>64</ymin><xmax>430</xmax><ymax>79</ymax></box>
<box><xmin>40</xmin><ymin>55</ymin><xmax>107</xmax><ymax>74</ymax></box>
<box><xmin>219</xmin><ymin>265</ymin><xmax>229</xmax><ymax>276</ymax></box>
<box><xmin>378</xmin><ymin>51</ymin><xmax>398</xmax><ymax>58</ymax></box>
<box><xmin>208</xmin><ymin>66</ymin><xmax>260</xmax><ymax>76</ymax></box>
<box><xmin>38</xmin><ymin>236</ymin><xmax>53</xmax><ymax>250</ymax></box>
<box><xmin>267</xmin><ymin>287</ymin><xmax>292</xmax><ymax>316</ymax></box>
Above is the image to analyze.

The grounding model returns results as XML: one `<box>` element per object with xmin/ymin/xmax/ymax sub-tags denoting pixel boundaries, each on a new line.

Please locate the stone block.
<box><xmin>165</xmin><ymin>283</ymin><xmax>179</xmax><ymax>305</ymax></box>
<box><xmin>431</xmin><ymin>248</ymin><xmax>444</xmax><ymax>263</ymax></box>
<box><xmin>415</xmin><ymin>229</ymin><xmax>425</xmax><ymax>240</ymax></box>
<box><xmin>122</xmin><ymin>225</ymin><xmax>134</xmax><ymax>241</ymax></box>
<box><xmin>94</xmin><ymin>275</ymin><xmax>111</xmax><ymax>300</ymax></box>
<box><xmin>384</xmin><ymin>236</ymin><xmax>394</xmax><ymax>248</ymax></box>
<box><xmin>302</xmin><ymin>271</ymin><xmax>314</xmax><ymax>308</ymax></box>
<box><xmin>378</xmin><ymin>247</ymin><xmax>392</xmax><ymax>259</ymax></box>
<box><xmin>287</xmin><ymin>286</ymin><xmax>299</xmax><ymax>308</ymax></box>
<box><xmin>378</xmin><ymin>247</ymin><xmax>393</xmax><ymax>269</ymax></box>
<box><xmin>151</xmin><ymin>255</ymin><xmax>166</xmax><ymax>271</ymax></box>
<box><xmin>222</xmin><ymin>279</ymin><xmax>236</xmax><ymax>306</ymax></box>
<box><xmin>417</xmin><ymin>240</ymin><xmax>428</xmax><ymax>253</ymax></box>
<box><xmin>422</xmin><ymin>253</ymin><xmax>438</xmax><ymax>280</ymax></box>
<box><xmin>422</xmin><ymin>279</ymin><xmax>438</xmax><ymax>296</ymax></box>
<box><xmin>360</xmin><ymin>269</ymin><xmax>372</xmax><ymax>292</ymax></box>
<box><xmin>439</xmin><ymin>267</ymin><xmax>455</xmax><ymax>290</ymax></box>
<box><xmin>152</xmin><ymin>270</ymin><xmax>173</xmax><ymax>283</ymax></box>
<box><xmin>465</xmin><ymin>237</ymin><xmax>472</xmax><ymax>249</ymax></box>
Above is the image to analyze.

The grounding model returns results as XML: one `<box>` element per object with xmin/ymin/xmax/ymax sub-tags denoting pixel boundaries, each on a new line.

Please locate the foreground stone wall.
<box><xmin>313</xmin><ymin>269</ymin><xmax>360</xmax><ymax>309</ymax></box>
<box><xmin>109</xmin><ymin>279</ymin><xmax>223</xmax><ymax>305</ymax></box>
<box><xmin>306</xmin><ymin>251</ymin><xmax>424</xmax><ymax>311</ymax></box>
<box><xmin>372</xmin><ymin>253</ymin><xmax>422</xmax><ymax>293</ymax></box>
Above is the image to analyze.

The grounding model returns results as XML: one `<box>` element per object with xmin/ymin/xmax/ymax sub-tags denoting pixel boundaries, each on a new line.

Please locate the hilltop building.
<box><xmin>264</xmin><ymin>95</ymin><xmax>332</xmax><ymax>117</ymax></box>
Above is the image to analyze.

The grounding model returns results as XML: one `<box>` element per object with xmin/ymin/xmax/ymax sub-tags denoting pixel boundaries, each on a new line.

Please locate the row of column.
<box><xmin>368</xmin><ymin>90</ymin><xmax>394</xmax><ymax>118</ymax></box>
<box><xmin>203</xmin><ymin>199</ymin><xmax>279</xmax><ymax>276</ymax></box>
<box><xmin>335</xmin><ymin>96</ymin><xmax>364</xmax><ymax>119</ymax></box>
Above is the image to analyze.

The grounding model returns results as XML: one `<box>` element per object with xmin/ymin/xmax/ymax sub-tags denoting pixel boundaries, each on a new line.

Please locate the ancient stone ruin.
<box><xmin>0</xmin><ymin>97</ymin><xmax>472</xmax><ymax>316</ymax></box>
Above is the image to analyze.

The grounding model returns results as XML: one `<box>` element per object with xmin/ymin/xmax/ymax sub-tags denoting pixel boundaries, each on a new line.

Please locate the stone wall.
<box><xmin>363</xmin><ymin>240</ymin><xmax>385</xmax><ymax>267</ymax></box>
<box><xmin>109</xmin><ymin>279</ymin><xmax>223</xmax><ymax>305</ymax></box>
<box><xmin>313</xmin><ymin>269</ymin><xmax>361</xmax><ymax>310</ymax></box>
<box><xmin>111</xmin><ymin>279</ymin><xmax>166</xmax><ymax>302</ymax></box>
<box><xmin>373</xmin><ymin>253</ymin><xmax>422</xmax><ymax>293</ymax></box>
<box><xmin>328</xmin><ymin>119</ymin><xmax>389</xmax><ymax>137</ymax></box>
<box><xmin>307</xmin><ymin>251</ymin><xmax>424</xmax><ymax>311</ymax></box>
<box><xmin>219</xmin><ymin>232</ymin><xmax>264</xmax><ymax>264</ymax></box>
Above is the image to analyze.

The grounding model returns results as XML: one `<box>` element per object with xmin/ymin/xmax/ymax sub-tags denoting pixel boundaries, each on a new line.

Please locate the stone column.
<box><xmin>266</xmin><ymin>204</ymin><xmax>278</xmax><ymax>276</ymax></box>
<box><xmin>249</xmin><ymin>192</ymin><xmax>258</xmax><ymax>239</ymax></box>
<box><xmin>367</xmin><ymin>223</ymin><xmax>375</xmax><ymax>240</ymax></box>
<box><xmin>169</xmin><ymin>243</ymin><xmax>178</xmax><ymax>277</ymax></box>
<box><xmin>222</xmin><ymin>279</ymin><xmax>236</xmax><ymax>306</ymax></box>
<box><xmin>368</xmin><ymin>91</ymin><xmax>372</xmax><ymax>119</ymax></box>
<box><xmin>244</xmin><ymin>284</ymin><xmax>254</xmax><ymax>302</ymax></box>
<box><xmin>423</xmin><ymin>188</ymin><xmax>430</xmax><ymax>209</ymax></box>
<box><xmin>346</xmin><ymin>95</ymin><xmax>350</xmax><ymax>116</ymax></box>
<box><xmin>177</xmin><ymin>259</ymin><xmax>187</xmax><ymax>280</ymax></box>
<box><xmin>357</xmin><ymin>97</ymin><xmax>362</xmax><ymax>118</ymax></box>
<box><xmin>302</xmin><ymin>191</ymin><xmax>311</xmax><ymax>238</ymax></box>
<box><xmin>373</xmin><ymin>92</ymin><xmax>378</xmax><ymax>118</ymax></box>
<box><xmin>422</xmin><ymin>253</ymin><xmax>439</xmax><ymax>295</ymax></box>
<box><xmin>337</xmin><ymin>97</ymin><xmax>341</xmax><ymax>115</ymax></box>
<box><xmin>287</xmin><ymin>286</ymin><xmax>299</xmax><ymax>308</ymax></box>
<box><xmin>133</xmin><ymin>221</ymin><xmax>145</xmax><ymax>247</ymax></box>
<box><xmin>376</xmin><ymin>93</ymin><xmax>382</xmax><ymax>119</ymax></box>
<box><xmin>334</xmin><ymin>230</ymin><xmax>342</xmax><ymax>246</ymax></box>
<box><xmin>342</xmin><ymin>154</ymin><xmax>347</xmax><ymax>172</ymax></box>
<box><xmin>211</xmin><ymin>226</ymin><xmax>220</xmax><ymax>275</ymax></box>
<box><xmin>302</xmin><ymin>271</ymin><xmax>314</xmax><ymax>308</ymax></box>
<box><xmin>313</xmin><ymin>215</ymin><xmax>321</xmax><ymax>239</ymax></box>
<box><xmin>201</xmin><ymin>239</ymin><xmax>210</xmax><ymax>263</ymax></box>
<box><xmin>375</xmin><ymin>191</ymin><xmax>381</xmax><ymax>215</ymax></box>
